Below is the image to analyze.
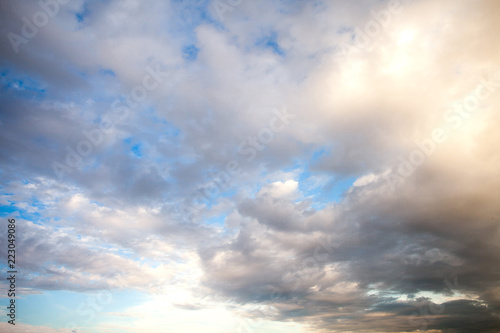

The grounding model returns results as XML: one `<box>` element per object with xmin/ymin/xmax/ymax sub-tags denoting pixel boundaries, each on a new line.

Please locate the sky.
<box><xmin>0</xmin><ymin>0</ymin><xmax>500</xmax><ymax>332</ymax></box>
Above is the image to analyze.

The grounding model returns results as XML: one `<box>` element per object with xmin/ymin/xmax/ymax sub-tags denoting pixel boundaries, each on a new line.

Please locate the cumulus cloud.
<box><xmin>1</xmin><ymin>0</ymin><xmax>499</xmax><ymax>332</ymax></box>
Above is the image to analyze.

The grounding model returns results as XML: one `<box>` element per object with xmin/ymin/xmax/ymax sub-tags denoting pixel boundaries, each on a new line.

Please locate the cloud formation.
<box><xmin>1</xmin><ymin>0</ymin><xmax>500</xmax><ymax>332</ymax></box>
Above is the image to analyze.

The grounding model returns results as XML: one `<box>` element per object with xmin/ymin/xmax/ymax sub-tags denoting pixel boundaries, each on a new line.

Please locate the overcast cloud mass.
<box><xmin>1</xmin><ymin>0</ymin><xmax>500</xmax><ymax>332</ymax></box>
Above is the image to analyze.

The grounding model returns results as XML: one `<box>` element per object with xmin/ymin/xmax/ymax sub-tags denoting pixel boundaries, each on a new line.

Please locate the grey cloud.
<box><xmin>1</xmin><ymin>0</ymin><xmax>500</xmax><ymax>332</ymax></box>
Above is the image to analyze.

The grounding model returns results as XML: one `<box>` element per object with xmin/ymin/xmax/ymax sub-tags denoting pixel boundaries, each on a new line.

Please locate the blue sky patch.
<box><xmin>257</xmin><ymin>31</ymin><xmax>285</xmax><ymax>56</ymax></box>
<box><xmin>182</xmin><ymin>44</ymin><xmax>200</xmax><ymax>61</ymax></box>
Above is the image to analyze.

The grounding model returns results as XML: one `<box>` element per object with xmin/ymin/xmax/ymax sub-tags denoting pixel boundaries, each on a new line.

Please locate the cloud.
<box><xmin>0</xmin><ymin>322</ymin><xmax>79</xmax><ymax>333</ymax></box>
<box><xmin>1</xmin><ymin>0</ymin><xmax>500</xmax><ymax>332</ymax></box>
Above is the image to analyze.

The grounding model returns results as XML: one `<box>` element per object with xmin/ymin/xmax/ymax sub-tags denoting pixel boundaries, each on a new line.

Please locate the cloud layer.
<box><xmin>1</xmin><ymin>0</ymin><xmax>500</xmax><ymax>332</ymax></box>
